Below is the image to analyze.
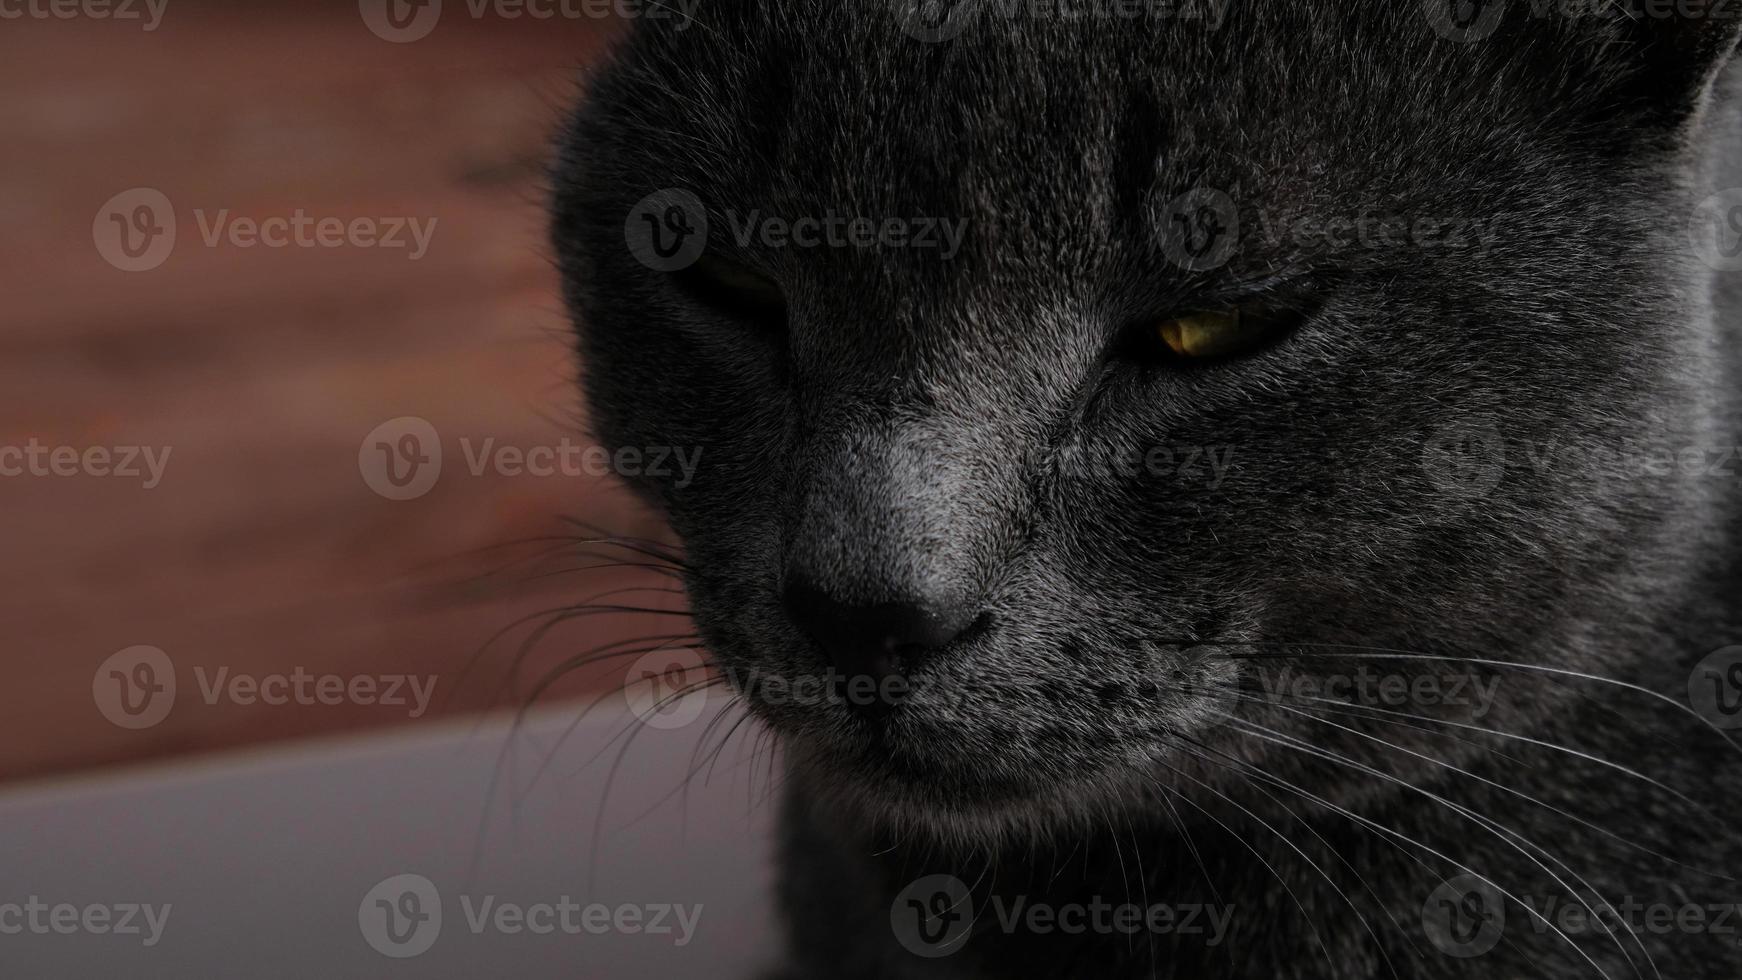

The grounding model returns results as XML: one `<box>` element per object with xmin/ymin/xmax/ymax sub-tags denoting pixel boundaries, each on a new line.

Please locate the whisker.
<box><xmin>556</xmin><ymin>516</ymin><xmax>688</xmax><ymax>566</ymax></box>
<box><xmin>1222</xmin><ymin>713</ymin><xmax>1624</xmax><ymax>980</ymax></box>
<box><xmin>1191</xmin><ymin>679</ymin><xmax>1727</xmax><ymax>882</ymax></box>
<box><xmin>608</xmin><ymin>695</ymin><xmax>752</xmax><ymax>837</ymax></box>
<box><xmin>1190</xmin><ymin>639</ymin><xmax>1740</xmax><ymax>756</ymax></box>
<box><xmin>1294</xmin><ymin>692</ymin><xmax>1728</xmax><ymax>873</ymax></box>
<box><xmin>1164</xmin><ymin>733</ymin><xmax>1427</xmax><ymax>967</ymax></box>
<box><xmin>1246</xmin><ymin>697</ymin><xmax>1659</xmax><ymax>978</ymax></box>
<box><xmin>1169</xmin><ymin>730</ymin><xmax>1558</xmax><ymax>975</ymax></box>
<box><xmin>1141</xmin><ymin>769</ymin><xmax>1341</xmax><ymax>977</ymax></box>
<box><xmin>522</xmin><ymin>640</ymin><xmax>713</xmax><ymax>787</ymax></box>
<box><xmin>586</xmin><ymin>675</ymin><xmax>732</xmax><ymax>893</ymax></box>
<box><xmin>1157</xmin><ymin>748</ymin><xmax>1408</xmax><ymax>978</ymax></box>
<box><xmin>496</xmin><ymin>603</ymin><xmax>697</xmax><ymax>707</ymax></box>
<box><xmin>1232</xmin><ymin>680</ymin><xmax>1534</xmax><ymax>768</ymax></box>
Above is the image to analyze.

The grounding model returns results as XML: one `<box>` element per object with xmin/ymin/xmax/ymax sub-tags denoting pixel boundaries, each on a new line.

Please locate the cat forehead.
<box><xmin>629</xmin><ymin>6</ymin><xmax>1543</xmax><ymax>231</ymax></box>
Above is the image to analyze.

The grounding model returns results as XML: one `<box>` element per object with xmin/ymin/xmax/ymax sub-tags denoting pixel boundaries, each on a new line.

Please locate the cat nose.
<box><xmin>781</xmin><ymin>573</ymin><xmax>979</xmax><ymax>692</ymax></box>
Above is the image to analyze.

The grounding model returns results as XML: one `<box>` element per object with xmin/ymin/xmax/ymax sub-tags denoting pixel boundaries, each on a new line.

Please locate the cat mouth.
<box><xmin>713</xmin><ymin>622</ymin><xmax>1248</xmax><ymax>815</ymax></box>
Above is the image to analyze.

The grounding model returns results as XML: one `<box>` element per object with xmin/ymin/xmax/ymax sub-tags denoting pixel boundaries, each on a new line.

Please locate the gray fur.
<box><xmin>552</xmin><ymin>3</ymin><xmax>1742</xmax><ymax>977</ymax></box>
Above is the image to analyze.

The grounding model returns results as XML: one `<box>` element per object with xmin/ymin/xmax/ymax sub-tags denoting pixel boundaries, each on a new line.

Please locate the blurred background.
<box><xmin>2</xmin><ymin>4</ymin><xmax>768</xmax><ymax>976</ymax></box>
<box><xmin>2</xmin><ymin>0</ymin><xmax>684</xmax><ymax>781</ymax></box>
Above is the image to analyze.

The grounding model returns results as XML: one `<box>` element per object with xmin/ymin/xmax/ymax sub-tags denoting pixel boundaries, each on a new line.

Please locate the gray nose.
<box><xmin>781</xmin><ymin>571</ymin><xmax>979</xmax><ymax>695</ymax></box>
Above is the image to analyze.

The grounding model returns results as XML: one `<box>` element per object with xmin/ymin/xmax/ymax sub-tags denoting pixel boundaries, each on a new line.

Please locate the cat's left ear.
<box><xmin>1599</xmin><ymin>7</ymin><xmax>1742</xmax><ymax>128</ymax></box>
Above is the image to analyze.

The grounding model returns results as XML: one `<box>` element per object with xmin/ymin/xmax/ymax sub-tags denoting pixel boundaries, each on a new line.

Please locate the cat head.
<box><xmin>553</xmin><ymin>2</ymin><xmax>1741</xmax><ymax>840</ymax></box>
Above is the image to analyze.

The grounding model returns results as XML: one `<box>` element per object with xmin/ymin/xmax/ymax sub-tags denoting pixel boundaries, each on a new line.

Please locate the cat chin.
<box><xmin>782</xmin><ymin>738</ymin><xmax>1179</xmax><ymax>848</ymax></box>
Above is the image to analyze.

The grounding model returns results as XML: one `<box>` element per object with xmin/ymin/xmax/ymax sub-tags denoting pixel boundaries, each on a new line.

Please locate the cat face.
<box><xmin>555</xmin><ymin>3</ymin><xmax>1738</xmax><ymax>837</ymax></box>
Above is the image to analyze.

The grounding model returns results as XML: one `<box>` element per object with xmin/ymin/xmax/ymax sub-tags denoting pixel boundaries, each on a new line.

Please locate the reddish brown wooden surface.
<box><xmin>0</xmin><ymin>2</ymin><xmax>686</xmax><ymax>783</ymax></box>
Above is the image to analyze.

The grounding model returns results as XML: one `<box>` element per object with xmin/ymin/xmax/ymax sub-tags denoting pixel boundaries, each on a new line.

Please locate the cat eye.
<box><xmin>671</xmin><ymin>254</ymin><xmax>787</xmax><ymax>325</ymax></box>
<box><xmin>1140</xmin><ymin>306</ymin><xmax>1300</xmax><ymax>363</ymax></box>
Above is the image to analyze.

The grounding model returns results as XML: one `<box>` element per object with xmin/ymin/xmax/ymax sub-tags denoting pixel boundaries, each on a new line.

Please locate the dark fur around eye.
<box><xmin>670</xmin><ymin>254</ymin><xmax>787</xmax><ymax>328</ymax></box>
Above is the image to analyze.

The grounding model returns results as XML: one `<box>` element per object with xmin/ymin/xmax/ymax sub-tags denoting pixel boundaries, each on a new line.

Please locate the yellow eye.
<box><xmin>1140</xmin><ymin>295</ymin><xmax>1319</xmax><ymax>364</ymax></box>
<box><xmin>1156</xmin><ymin>309</ymin><xmax>1254</xmax><ymax>359</ymax></box>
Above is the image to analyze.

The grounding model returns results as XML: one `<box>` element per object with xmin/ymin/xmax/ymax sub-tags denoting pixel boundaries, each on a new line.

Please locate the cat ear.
<box><xmin>1594</xmin><ymin>7</ymin><xmax>1742</xmax><ymax>127</ymax></box>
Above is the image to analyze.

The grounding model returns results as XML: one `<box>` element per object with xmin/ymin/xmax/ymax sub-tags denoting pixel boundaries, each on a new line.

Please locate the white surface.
<box><xmin>0</xmin><ymin>704</ymin><xmax>780</xmax><ymax>978</ymax></box>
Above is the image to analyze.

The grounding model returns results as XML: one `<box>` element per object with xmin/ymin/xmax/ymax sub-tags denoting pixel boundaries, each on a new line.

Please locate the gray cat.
<box><xmin>551</xmin><ymin>2</ymin><xmax>1742</xmax><ymax>977</ymax></box>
